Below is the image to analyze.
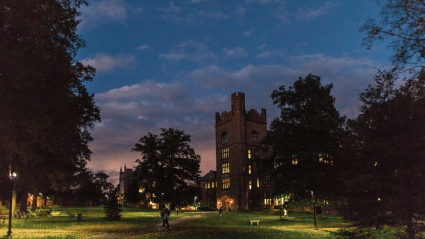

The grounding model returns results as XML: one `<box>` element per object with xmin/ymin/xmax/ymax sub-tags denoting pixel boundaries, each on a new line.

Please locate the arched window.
<box><xmin>221</xmin><ymin>132</ymin><xmax>227</xmax><ymax>144</ymax></box>
<box><xmin>251</xmin><ymin>131</ymin><xmax>257</xmax><ymax>142</ymax></box>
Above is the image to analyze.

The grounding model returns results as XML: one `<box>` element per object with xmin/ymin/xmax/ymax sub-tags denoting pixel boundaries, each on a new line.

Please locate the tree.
<box><xmin>0</xmin><ymin>0</ymin><xmax>100</xmax><ymax>212</ymax></box>
<box><xmin>340</xmin><ymin>71</ymin><xmax>425</xmax><ymax>239</ymax></box>
<box><xmin>132</xmin><ymin>128</ymin><xmax>201</xmax><ymax>207</ymax></box>
<box><xmin>258</xmin><ymin>74</ymin><xmax>346</xmax><ymax>203</ymax></box>
<box><xmin>104</xmin><ymin>193</ymin><xmax>122</xmax><ymax>221</ymax></box>
<box><xmin>74</xmin><ymin>170</ymin><xmax>114</xmax><ymax>206</ymax></box>
<box><xmin>361</xmin><ymin>0</ymin><xmax>425</xmax><ymax>74</ymax></box>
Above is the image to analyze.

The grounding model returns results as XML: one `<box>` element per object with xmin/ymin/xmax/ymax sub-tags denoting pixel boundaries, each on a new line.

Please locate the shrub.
<box><xmin>199</xmin><ymin>206</ymin><xmax>216</xmax><ymax>211</ymax></box>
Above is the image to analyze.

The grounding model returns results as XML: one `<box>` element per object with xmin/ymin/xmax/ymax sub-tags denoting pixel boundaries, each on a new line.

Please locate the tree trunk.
<box><xmin>11</xmin><ymin>190</ymin><xmax>17</xmax><ymax>216</ymax></box>
<box><xmin>0</xmin><ymin>200</ymin><xmax>3</xmax><ymax>214</ymax></box>
<box><xmin>32</xmin><ymin>190</ymin><xmax>38</xmax><ymax>210</ymax></box>
<box><xmin>20</xmin><ymin>186</ymin><xmax>29</xmax><ymax>213</ymax></box>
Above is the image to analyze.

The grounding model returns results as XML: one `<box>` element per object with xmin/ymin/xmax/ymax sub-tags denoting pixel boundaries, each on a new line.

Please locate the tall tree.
<box><xmin>361</xmin><ymin>0</ymin><xmax>425</xmax><ymax>74</ymax></box>
<box><xmin>132</xmin><ymin>128</ymin><xmax>201</xmax><ymax>207</ymax></box>
<box><xmin>0</xmin><ymin>0</ymin><xmax>100</xmax><ymax>211</ymax></box>
<box><xmin>340</xmin><ymin>71</ymin><xmax>425</xmax><ymax>239</ymax></box>
<box><xmin>258</xmin><ymin>74</ymin><xmax>346</xmax><ymax>202</ymax></box>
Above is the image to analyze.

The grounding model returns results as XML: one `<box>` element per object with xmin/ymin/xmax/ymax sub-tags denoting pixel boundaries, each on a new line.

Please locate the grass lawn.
<box><xmin>0</xmin><ymin>206</ymin><xmax>188</xmax><ymax>238</ymax></box>
<box><xmin>182</xmin><ymin>210</ymin><xmax>350</xmax><ymax>229</ymax></box>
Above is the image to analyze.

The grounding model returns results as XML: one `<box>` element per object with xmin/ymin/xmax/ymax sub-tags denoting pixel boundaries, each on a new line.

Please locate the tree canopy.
<box><xmin>361</xmin><ymin>0</ymin><xmax>425</xmax><ymax>74</ymax></box>
<box><xmin>0</xmin><ymin>0</ymin><xmax>100</xmax><ymax>203</ymax></box>
<box><xmin>340</xmin><ymin>71</ymin><xmax>425</xmax><ymax>238</ymax></box>
<box><xmin>132</xmin><ymin>128</ymin><xmax>201</xmax><ymax>206</ymax></box>
<box><xmin>258</xmin><ymin>74</ymin><xmax>346</xmax><ymax>202</ymax></box>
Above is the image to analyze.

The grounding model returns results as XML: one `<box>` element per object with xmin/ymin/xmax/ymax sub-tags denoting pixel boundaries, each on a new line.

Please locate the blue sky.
<box><xmin>76</xmin><ymin>0</ymin><xmax>388</xmax><ymax>185</ymax></box>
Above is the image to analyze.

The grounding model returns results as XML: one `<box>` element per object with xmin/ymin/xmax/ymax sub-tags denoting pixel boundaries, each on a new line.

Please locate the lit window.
<box><xmin>208</xmin><ymin>183</ymin><xmax>210</xmax><ymax>189</ymax></box>
<box><xmin>212</xmin><ymin>182</ymin><xmax>214</xmax><ymax>188</ymax></box>
<box><xmin>222</xmin><ymin>148</ymin><xmax>229</xmax><ymax>159</ymax></box>
<box><xmin>249</xmin><ymin>181</ymin><xmax>252</xmax><ymax>190</ymax></box>
<box><xmin>222</xmin><ymin>163</ymin><xmax>230</xmax><ymax>174</ymax></box>
<box><xmin>221</xmin><ymin>132</ymin><xmax>227</xmax><ymax>144</ymax></box>
<box><xmin>222</xmin><ymin>178</ymin><xmax>230</xmax><ymax>190</ymax></box>
<box><xmin>248</xmin><ymin>165</ymin><xmax>251</xmax><ymax>174</ymax></box>
<box><xmin>319</xmin><ymin>157</ymin><xmax>323</xmax><ymax>162</ymax></box>
<box><xmin>375</xmin><ymin>162</ymin><xmax>378</xmax><ymax>166</ymax></box>
<box><xmin>257</xmin><ymin>178</ymin><xmax>260</xmax><ymax>187</ymax></box>
<box><xmin>205</xmin><ymin>183</ymin><xmax>208</xmax><ymax>189</ymax></box>
<box><xmin>252</xmin><ymin>131</ymin><xmax>257</xmax><ymax>142</ymax></box>
<box><xmin>248</xmin><ymin>150</ymin><xmax>251</xmax><ymax>159</ymax></box>
<box><xmin>292</xmin><ymin>159</ymin><xmax>298</xmax><ymax>165</ymax></box>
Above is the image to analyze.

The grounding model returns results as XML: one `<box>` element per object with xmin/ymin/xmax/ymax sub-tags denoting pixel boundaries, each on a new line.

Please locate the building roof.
<box><xmin>200</xmin><ymin>170</ymin><xmax>216</xmax><ymax>182</ymax></box>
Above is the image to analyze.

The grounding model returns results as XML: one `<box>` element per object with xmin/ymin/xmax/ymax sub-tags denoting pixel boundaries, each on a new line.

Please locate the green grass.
<box><xmin>0</xmin><ymin>206</ymin><xmax>188</xmax><ymax>238</ymax></box>
<box><xmin>182</xmin><ymin>210</ymin><xmax>350</xmax><ymax>229</ymax></box>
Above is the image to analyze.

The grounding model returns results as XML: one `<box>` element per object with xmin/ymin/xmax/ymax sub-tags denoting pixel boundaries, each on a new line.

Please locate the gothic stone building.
<box><xmin>214</xmin><ymin>92</ymin><xmax>273</xmax><ymax>211</ymax></box>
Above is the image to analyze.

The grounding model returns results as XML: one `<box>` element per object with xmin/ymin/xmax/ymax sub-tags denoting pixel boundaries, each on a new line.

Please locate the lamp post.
<box><xmin>8</xmin><ymin>165</ymin><xmax>17</xmax><ymax>236</ymax></box>
<box><xmin>160</xmin><ymin>193</ymin><xmax>164</xmax><ymax>210</ymax></box>
<box><xmin>311</xmin><ymin>191</ymin><xmax>318</xmax><ymax>230</ymax></box>
<box><xmin>194</xmin><ymin>196</ymin><xmax>197</xmax><ymax>210</ymax></box>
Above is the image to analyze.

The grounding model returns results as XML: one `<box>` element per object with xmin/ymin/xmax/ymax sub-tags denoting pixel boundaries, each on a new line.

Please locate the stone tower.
<box><xmin>215</xmin><ymin>92</ymin><xmax>268</xmax><ymax>210</ymax></box>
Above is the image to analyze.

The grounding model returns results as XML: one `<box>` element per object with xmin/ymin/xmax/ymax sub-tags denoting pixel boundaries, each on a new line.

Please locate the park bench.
<box><xmin>67</xmin><ymin>211</ymin><xmax>75</xmax><ymax>218</ymax></box>
<box><xmin>51</xmin><ymin>212</ymin><xmax>61</xmax><ymax>216</ymax></box>
<box><xmin>250</xmin><ymin>220</ymin><xmax>260</xmax><ymax>225</ymax></box>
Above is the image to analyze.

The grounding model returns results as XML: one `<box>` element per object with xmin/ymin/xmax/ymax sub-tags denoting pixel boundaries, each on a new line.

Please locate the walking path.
<box><xmin>82</xmin><ymin>213</ymin><xmax>208</xmax><ymax>239</ymax></box>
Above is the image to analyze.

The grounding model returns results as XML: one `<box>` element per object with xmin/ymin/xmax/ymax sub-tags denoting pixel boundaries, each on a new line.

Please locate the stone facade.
<box><xmin>200</xmin><ymin>170</ymin><xmax>217</xmax><ymax>207</ymax></box>
<box><xmin>214</xmin><ymin>92</ymin><xmax>273</xmax><ymax>211</ymax></box>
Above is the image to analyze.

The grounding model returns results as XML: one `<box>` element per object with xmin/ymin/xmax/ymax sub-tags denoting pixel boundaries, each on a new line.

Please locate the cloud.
<box><xmin>137</xmin><ymin>44</ymin><xmax>149</xmax><ymax>50</ymax></box>
<box><xmin>78</xmin><ymin>0</ymin><xmax>142</xmax><ymax>28</ymax></box>
<box><xmin>87</xmin><ymin>53</ymin><xmax>376</xmax><ymax>183</ymax></box>
<box><xmin>295</xmin><ymin>2</ymin><xmax>334</xmax><ymax>20</ymax></box>
<box><xmin>81</xmin><ymin>53</ymin><xmax>135</xmax><ymax>73</ymax></box>
<box><xmin>224</xmin><ymin>47</ymin><xmax>247</xmax><ymax>58</ymax></box>
<box><xmin>191</xmin><ymin>0</ymin><xmax>208</xmax><ymax>2</ymax></box>
<box><xmin>244</xmin><ymin>29</ymin><xmax>255</xmax><ymax>37</ymax></box>
<box><xmin>197</xmin><ymin>11</ymin><xmax>230</xmax><ymax>20</ymax></box>
<box><xmin>159</xmin><ymin>40</ymin><xmax>216</xmax><ymax>61</ymax></box>
<box><xmin>256</xmin><ymin>50</ymin><xmax>283</xmax><ymax>59</ymax></box>
<box><xmin>235</xmin><ymin>7</ymin><xmax>246</xmax><ymax>17</ymax></box>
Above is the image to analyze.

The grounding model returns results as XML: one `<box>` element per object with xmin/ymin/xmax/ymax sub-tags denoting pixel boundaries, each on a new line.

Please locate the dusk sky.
<box><xmin>76</xmin><ymin>0</ymin><xmax>388</xmax><ymax>186</ymax></box>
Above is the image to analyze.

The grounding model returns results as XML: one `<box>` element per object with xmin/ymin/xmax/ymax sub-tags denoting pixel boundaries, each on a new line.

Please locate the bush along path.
<box><xmin>82</xmin><ymin>213</ymin><xmax>208</xmax><ymax>239</ymax></box>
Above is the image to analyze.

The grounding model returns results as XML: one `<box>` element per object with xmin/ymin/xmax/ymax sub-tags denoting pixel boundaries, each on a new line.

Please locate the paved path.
<box><xmin>82</xmin><ymin>214</ymin><xmax>208</xmax><ymax>239</ymax></box>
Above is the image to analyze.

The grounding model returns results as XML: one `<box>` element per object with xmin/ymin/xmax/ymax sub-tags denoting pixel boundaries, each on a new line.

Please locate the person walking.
<box><xmin>161</xmin><ymin>208</ymin><xmax>170</xmax><ymax>230</ymax></box>
<box><xmin>219</xmin><ymin>207</ymin><xmax>222</xmax><ymax>216</ymax></box>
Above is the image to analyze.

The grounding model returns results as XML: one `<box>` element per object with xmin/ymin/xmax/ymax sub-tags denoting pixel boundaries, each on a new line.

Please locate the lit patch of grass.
<box><xmin>181</xmin><ymin>211</ymin><xmax>350</xmax><ymax>229</ymax></box>
<box><xmin>0</xmin><ymin>206</ymin><xmax>188</xmax><ymax>238</ymax></box>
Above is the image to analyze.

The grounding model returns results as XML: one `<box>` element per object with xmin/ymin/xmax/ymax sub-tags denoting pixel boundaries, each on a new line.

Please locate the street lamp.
<box><xmin>160</xmin><ymin>193</ymin><xmax>164</xmax><ymax>210</ymax></box>
<box><xmin>8</xmin><ymin>165</ymin><xmax>17</xmax><ymax>236</ymax></box>
<box><xmin>194</xmin><ymin>196</ymin><xmax>197</xmax><ymax>210</ymax></box>
<box><xmin>311</xmin><ymin>191</ymin><xmax>318</xmax><ymax>230</ymax></box>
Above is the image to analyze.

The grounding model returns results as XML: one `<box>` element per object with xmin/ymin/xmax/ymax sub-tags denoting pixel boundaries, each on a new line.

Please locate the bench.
<box><xmin>250</xmin><ymin>220</ymin><xmax>260</xmax><ymax>225</ymax></box>
<box><xmin>51</xmin><ymin>212</ymin><xmax>61</xmax><ymax>216</ymax></box>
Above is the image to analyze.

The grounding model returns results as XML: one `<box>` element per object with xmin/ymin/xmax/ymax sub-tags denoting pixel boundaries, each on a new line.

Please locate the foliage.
<box><xmin>258</xmin><ymin>74</ymin><xmax>346</xmax><ymax>201</ymax></box>
<box><xmin>335</xmin><ymin>228</ymin><xmax>396</xmax><ymax>239</ymax></box>
<box><xmin>32</xmin><ymin>206</ymin><xmax>52</xmax><ymax>217</ymax></box>
<box><xmin>361</xmin><ymin>0</ymin><xmax>425</xmax><ymax>74</ymax></box>
<box><xmin>74</xmin><ymin>170</ymin><xmax>113</xmax><ymax>206</ymax></box>
<box><xmin>132</xmin><ymin>128</ymin><xmax>201</xmax><ymax>206</ymax></box>
<box><xmin>125</xmin><ymin>178</ymin><xmax>142</xmax><ymax>205</ymax></box>
<box><xmin>340</xmin><ymin>71</ymin><xmax>425</xmax><ymax>238</ymax></box>
<box><xmin>199</xmin><ymin>206</ymin><xmax>216</xmax><ymax>211</ymax></box>
<box><xmin>0</xmin><ymin>0</ymin><xmax>101</xmax><ymax>198</ymax></box>
<box><xmin>104</xmin><ymin>194</ymin><xmax>122</xmax><ymax>221</ymax></box>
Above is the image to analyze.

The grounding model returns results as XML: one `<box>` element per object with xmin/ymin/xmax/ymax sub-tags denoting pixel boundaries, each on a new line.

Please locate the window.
<box><xmin>252</xmin><ymin>131</ymin><xmax>257</xmax><ymax>142</ymax></box>
<box><xmin>274</xmin><ymin>156</ymin><xmax>282</xmax><ymax>169</ymax></box>
<box><xmin>221</xmin><ymin>132</ymin><xmax>227</xmax><ymax>144</ymax></box>
<box><xmin>264</xmin><ymin>193</ymin><xmax>271</xmax><ymax>205</ymax></box>
<box><xmin>221</xmin><ymin>148</ymin><xmax>229</xmax><ymax>159</ymax></box>
<box><xmin>248</xmin><ymin>150</ymin><xmax>251</xmax><ymax>159</ymax></box>
<box><xmin>257</xmin><ymin>178</ymin><xmax>260</xmax><ymax>187</ymax></box>
<box><xmin>222</xmin><ymin>178</ymin><xmax>230</xmax><ymax>190</ymax></box>
<box><xmin>222</xmin><ymin>163</ymin><xmax>230</xmax><ymax>174</ymax></box>
<box><xmin>205</xmin><ymin>183</ymin><xmax>208</xmax><ymax>189</ymax></box>
<box><xmin>292</xmin><ymin>158</ymin><xmax>298</xmax><ymax>165</ymax></box>
<box><xmin>248</xmin><ymin>165</ymin><xmax>251</xmax><ymax>174</ymax></box>
<box><xmin>249</xmin><ymin>181</ymin><xmax>252</xmax><ymax>190</ymax></box>
<box><xmin>264</xmin><ymin>175</ymin><xmax>270</xmax><ymax>187</ymax></box>
<box><xmin>208</xmin><ymin>183</ymin><xmax>210</xmax><ymax>189</ymax></box>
